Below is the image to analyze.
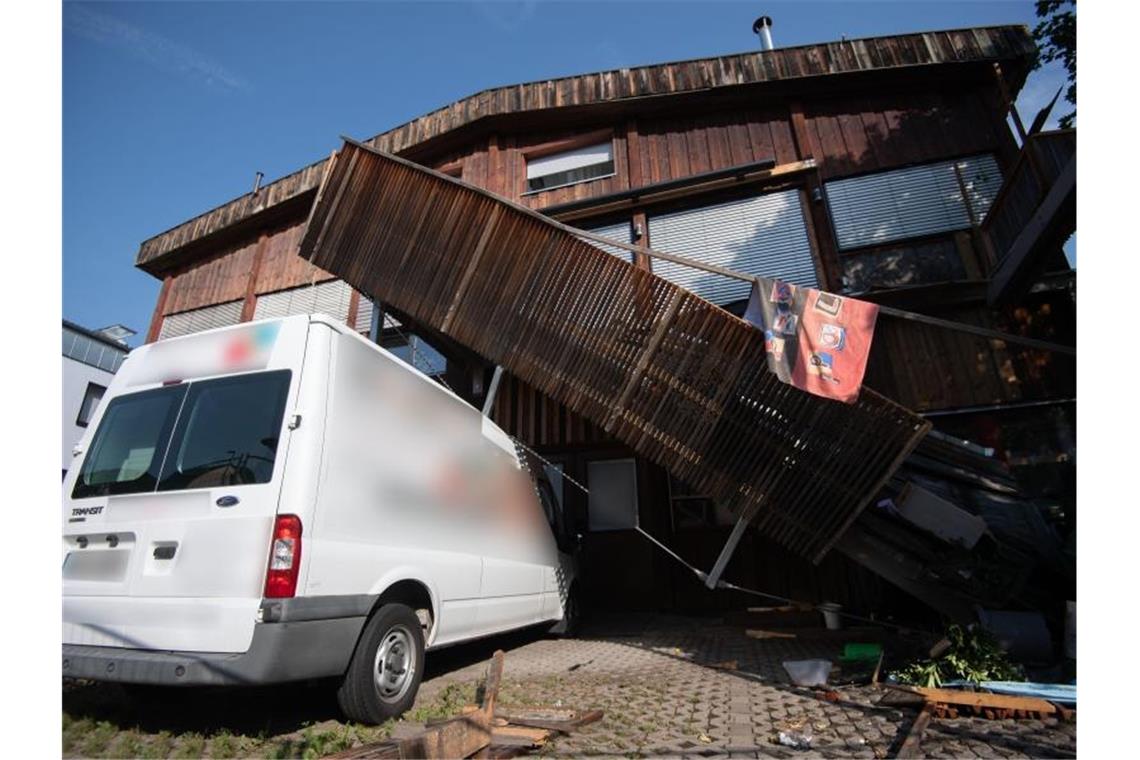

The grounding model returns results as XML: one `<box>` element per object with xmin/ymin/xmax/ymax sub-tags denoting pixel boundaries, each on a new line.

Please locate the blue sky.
<box><xmin>63</xmin><ymin>0</ymin><xmax>1072</xmax><ymax>344</ymax></box>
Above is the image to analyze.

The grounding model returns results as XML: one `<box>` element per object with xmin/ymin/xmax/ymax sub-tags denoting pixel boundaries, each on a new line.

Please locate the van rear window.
<box><xmin>72</xmin><ymin>371</ymin><xmax>291</xmax><ymax>499</ymax></box>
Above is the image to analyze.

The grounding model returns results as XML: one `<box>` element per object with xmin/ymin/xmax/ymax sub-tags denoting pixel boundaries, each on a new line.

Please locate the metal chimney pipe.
<box><xmin>752</xmin><ymin>15</ymin><xmax>774</xmax><ymax>51</ymax></box>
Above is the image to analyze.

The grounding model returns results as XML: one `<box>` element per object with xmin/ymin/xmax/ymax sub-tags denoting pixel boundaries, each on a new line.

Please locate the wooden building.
<box><xmin>135</xmin><ymin>25</ymin><xmax>1075</xmax><ymax>615</ymax></box>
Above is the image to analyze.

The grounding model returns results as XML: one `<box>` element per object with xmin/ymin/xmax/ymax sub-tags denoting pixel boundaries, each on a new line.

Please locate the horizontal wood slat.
<box><xmin>300</xmin><ymin>141</ymin><xmax>930</xmax><ymax>561</ymax></box>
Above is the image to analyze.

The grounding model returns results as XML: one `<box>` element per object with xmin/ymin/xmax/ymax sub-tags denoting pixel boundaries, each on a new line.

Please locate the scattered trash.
<box><xmin>709</xmin><ymin>660</ymin><xmax>738</xmax><ymax>671</ymax></box>
<box><xmin>777</xmin><ymin>729</ymin><xmax>813</xmax><ymax>750</ymax></box>
<box><xmin>697</xmin><ymin>733</ymin><xmax>714</xmax><ymax>744</ymax></box>
<box><xmin>818</xmin><ymin>602</ymin><xmax>843</xmax><ymax>630</ymax></box>
<box><xmin>821</xmin><ymin>690</ymin><xmax>844</xmax><ymax>702</ymax></box>
<box><xmin>783</xmin><ymin>659</ymin><xmax>833</xmax><ymax>687</ymax></box>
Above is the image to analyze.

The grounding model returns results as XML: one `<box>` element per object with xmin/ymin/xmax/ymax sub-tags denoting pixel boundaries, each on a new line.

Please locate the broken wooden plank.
<box><xmin>488</xmin><ymin>725</ymin><xmax>552</xmax><ymax>748</ymax></box>
<box><xmin>896</xmin><ymin>703</ymin><xmax>935</xmax><ymax>759</ymax></box>
<box><xmin>745</xmin><ymin>629</ymin><xmax>797</xmax><ymax>640</ymax></box>
<box><xmin>495</xmin><ymin>708</ymin><xmax>604</xmax><ymax>733</ymax></box>
<box><xmin>910</xmin><ymin>686</ymin><xmax>1057</xmax><ymax>715</ymax></box>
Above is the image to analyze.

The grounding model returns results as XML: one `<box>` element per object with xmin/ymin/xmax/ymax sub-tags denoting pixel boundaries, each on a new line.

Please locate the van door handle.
<box><xmin>153</xmin><ymin>545</ymin><xmax>177</xmax><ymax>560</ymax></box>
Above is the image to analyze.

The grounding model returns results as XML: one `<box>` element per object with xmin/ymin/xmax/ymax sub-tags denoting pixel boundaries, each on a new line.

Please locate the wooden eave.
<box><xmin>135</xmin><ymin>24</ymin><xmax>1035</xmax><ymax>276</ymax></box>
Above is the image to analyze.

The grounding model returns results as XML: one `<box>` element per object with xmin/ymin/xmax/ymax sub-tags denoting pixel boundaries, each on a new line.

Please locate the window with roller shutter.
<box><xmin>253</xmin><ymin>280</ymin><xmax>356</xmax><ymax>324</ymax></box>
<box><xmin>825</xmin><ymin>154</ymin><xmax>1003</xmax><ymax>251</ymax></box>
<box><xmin>158</xmin><ymin>300</ymin><xmax>243</xmax><ymax>340</ymax></box>
<box><xmin>578</xmin><ymin>219</ymin><xmax>634</xmax><ymax>263</ymax></box>
<box><xmin>647</xmin><ymin>189</ymin><xmax>818</xmax><ymax>305</ymax></box>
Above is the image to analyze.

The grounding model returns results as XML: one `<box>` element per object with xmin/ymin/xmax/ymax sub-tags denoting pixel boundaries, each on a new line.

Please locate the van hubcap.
<box><xmin>373</xmin><ymin>625</ymin><xmax>415</xmax><ymax>703</ymax></box>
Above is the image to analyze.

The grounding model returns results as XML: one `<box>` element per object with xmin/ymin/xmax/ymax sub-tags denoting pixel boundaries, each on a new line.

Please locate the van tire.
<box><xmin>337</xmin><ymin>603</ymin><xmax>425</xmax><ymax>724</ymax></box>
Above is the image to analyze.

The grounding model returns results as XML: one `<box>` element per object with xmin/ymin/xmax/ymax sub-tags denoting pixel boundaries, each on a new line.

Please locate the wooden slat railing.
<box><xmin>300</xmin><ymin>140</ymin><xmax>930</xmax><ymax>562</ymax></box>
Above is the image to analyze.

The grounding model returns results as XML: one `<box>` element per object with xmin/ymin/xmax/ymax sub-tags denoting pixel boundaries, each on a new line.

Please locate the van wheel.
<box><xmin>337</xmin><ymin>603</ymin><xmax>425</xmax><ymax>724</ymax></box>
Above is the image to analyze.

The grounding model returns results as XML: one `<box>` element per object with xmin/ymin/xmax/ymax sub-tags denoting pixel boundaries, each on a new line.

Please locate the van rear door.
<box><xmin>63</xmin><ymin>320</ymin><xmax>307</xmax><ymax>654</ymax></box>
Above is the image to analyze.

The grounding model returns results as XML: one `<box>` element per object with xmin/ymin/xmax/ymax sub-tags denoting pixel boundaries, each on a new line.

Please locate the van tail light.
<box><xmin>264</xmin><ymin>514</ymin><xmax>302</xmax><ymax>598</ymax></box>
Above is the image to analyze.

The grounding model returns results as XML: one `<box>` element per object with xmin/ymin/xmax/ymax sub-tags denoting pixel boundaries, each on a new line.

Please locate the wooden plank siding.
<box><xmin>136</xmin><ymin>25</ymin><xmax>1035</xmax><ymax>272</ymax></box>
<box><xmin>863</xmin><ymin>287</ymin><xmax>1075</xmax><ymax>411</ymax></box>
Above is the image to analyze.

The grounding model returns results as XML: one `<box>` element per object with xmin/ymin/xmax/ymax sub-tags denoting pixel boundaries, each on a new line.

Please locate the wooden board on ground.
<box><xmin>331</xmin><ymin>653</ymin><xmax>604</xmax><ymax>760</ymax></box>
<box><xmin>896</xmin><ymin>703</ymin><xmax>935</xmax><ymax>759</ymax></box>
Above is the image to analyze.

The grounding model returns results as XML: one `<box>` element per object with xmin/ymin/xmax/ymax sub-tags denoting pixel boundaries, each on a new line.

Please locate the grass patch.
<box><xmin>408</xmin><ymin>681</ymin><xmax>477</xmax><ymax>724</ymax></box>
<box><xmin>79</xmin><ymin>720</ymin><xmax>119</xmax><ymax>757</ymax></box>
<box><xmin>170</xmin><ymin>732</ymin><xmax>205</xmax><ymax>759</ymax></box>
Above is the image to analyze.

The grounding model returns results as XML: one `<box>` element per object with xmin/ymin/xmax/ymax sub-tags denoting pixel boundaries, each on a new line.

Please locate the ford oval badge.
<box><xmin>216</xmin><ymin>495</ymin><xmax>240</xmax><ymax>508</ymax></box>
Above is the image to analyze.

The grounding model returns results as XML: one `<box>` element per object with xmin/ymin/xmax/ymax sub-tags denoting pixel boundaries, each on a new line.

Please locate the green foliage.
<box><xmin>893</xmin><ymin>624</ymin><xmax>1026</xmax><ymax>687</ymax></box>
<box><xmin>408</xmin><ymin>681</ymin><xmax>477</xmax><ymax>723</ymax></box>
<box><xmin>1033</xmin><ymin>0</ymin><xmax>1077</xmax><ymax>128</ymax></box>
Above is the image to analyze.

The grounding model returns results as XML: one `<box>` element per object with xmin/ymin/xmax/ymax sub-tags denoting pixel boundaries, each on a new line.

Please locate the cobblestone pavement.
<box><xmin>411</xmin><ymin>614</ymin><xmax>1076</xmax><ymax>759</ymax></box>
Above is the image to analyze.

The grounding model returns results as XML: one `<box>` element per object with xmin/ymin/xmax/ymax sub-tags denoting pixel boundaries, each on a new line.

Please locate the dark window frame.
<box><xmin>75</xmin><ymin>382</ymin><xmax>108</xmax><ymax>428</ymax></box>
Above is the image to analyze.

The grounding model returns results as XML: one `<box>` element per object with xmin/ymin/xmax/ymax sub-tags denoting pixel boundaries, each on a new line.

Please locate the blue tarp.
<box><xmin>943</xmin><ymin>680</ymin><xmax>1076</xmax><ymax>705</ymax></box>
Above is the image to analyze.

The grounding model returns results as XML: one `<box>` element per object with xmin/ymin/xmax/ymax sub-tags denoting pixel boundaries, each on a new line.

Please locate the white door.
<box><xmin>63</xmin><ymin>368</ymin><xmax>298</xmax><ymax>654</ymax></box>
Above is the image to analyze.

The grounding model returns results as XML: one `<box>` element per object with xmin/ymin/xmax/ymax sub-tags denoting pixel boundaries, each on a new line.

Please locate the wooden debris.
<box><xmin>332</xmin><ymin>651</ymin><xmax>603</xmax><ymax>759</ymax></box>
<box><xmin>745</xmin><ymin>629</ymin><xmax>796</xmax><ymax>640</ymax></box>
<box><xmin>896</xmin><ymin>703</ymin><xmax>935</xmax><ymax>759</ymax></box>
<box><xmin>909</xmin><ymin>686</ymin><xmax>1057</xmax><ymax>716</ymax></box>
<box><xmin>709</xmin><ymin>660</ymin><xmax>738</xmax><ymax>671</ymax></box>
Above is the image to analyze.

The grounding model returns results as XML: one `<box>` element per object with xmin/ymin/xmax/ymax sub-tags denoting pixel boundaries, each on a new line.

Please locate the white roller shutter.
<box><xmin>825</xmin><ymin>154</ymin><xmax>1003</xmax><ymax>250</ymax></box>
<box><xmin>158</xmin><ymin>300</ymin><xmax>243</xmax><ymax>340</ymax></box>
<box><xmin>579</xmin><ymin>219</ymin><xmax>634</xmax><ymax>263</ymax></box>
<box><xmin>253</xmin><ymin>280</ymin><xmax>354</xmax><ymax>324</ymax></box>
<box><xmin>648</xmin><ymin>190</ymin><xmax>818</xmax><ymax>305</ymax></box>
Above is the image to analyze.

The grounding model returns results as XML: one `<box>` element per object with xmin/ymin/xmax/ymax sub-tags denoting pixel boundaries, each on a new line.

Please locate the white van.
<box><xmin>62</xmin><ymin>315</ymin><xmax>575</xmax><ymax>723</ymax></box>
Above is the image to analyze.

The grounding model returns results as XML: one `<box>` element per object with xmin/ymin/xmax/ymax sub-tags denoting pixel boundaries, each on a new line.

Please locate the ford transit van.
<box><xmin>62</xmin><ymin>314</ymin><xmax>573</xmax><ymax>723</ymax></box>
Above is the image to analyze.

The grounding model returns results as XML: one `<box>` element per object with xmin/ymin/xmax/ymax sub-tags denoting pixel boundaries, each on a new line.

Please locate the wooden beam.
<box><xmin>239</xmin><ymin>233</ymin><xmax>269</xmax><ymax>323</ymax></box>
<box><xmin>992</xmin><ymin>63</ymin><xmax>1028</xmax><ymax>144</ymax></box>
<box><xmin>547</xmin><ymin>159</ymin><xmax>815</xmax><ymax>222</ymax></box>
<box><xmin>145</xmin><ymin>275</ymin><xmax>173</xmax><ymax>343</ymax></box>
<box><xmin>896</xmin><ymin>703</ymin><xmax>935</xmax><ymax>759</ymax></box>
<box><xmin>987</xmin><ymin>154</ymin><xmax>1076</xmax><ymax>305</ymax></box>
<box><xmin>789</xmin><ymin>101</ymin><xmax>814</xmax><ymax>160</ymax></box>
<box><xmin>909</xmin><ymin>686</ymin><xmax>1057</xmax><ymax>715</ymax></box>
<box><xmin>346</xmin><ymin>288</ymin><xmax>361</xmax><ymax>331</ymax></box>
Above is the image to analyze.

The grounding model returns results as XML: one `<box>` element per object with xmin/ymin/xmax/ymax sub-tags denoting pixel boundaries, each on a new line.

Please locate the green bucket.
<box><xmin>840</xmin><ymin>642</ymin><xmax>882</xmax><ymax>662</ymax></box>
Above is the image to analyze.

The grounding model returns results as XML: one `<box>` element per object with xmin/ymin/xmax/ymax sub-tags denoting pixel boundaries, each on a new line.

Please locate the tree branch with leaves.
<box><xmin>1033</xmin><ymin>0</ymin><xmax>1076</xmax><ymax>129</ymax></box>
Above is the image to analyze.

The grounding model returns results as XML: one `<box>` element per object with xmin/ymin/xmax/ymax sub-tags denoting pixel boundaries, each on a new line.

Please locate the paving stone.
<box><xmin>405</xmin><ymin>613</ymin><xmax>1075</xmax><ymax>759</ymax></box>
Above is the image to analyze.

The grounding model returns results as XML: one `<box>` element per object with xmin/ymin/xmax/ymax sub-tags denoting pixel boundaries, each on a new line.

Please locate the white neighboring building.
<box><xmin>62</xmin><ymin>320</ymin><xmax>131</xmax><ymax>476</ymax></box>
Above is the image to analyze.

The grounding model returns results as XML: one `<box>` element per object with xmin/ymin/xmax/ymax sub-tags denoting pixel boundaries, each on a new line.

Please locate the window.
<box><xmin>72</xmin><ymin>384</ymin><xmax>187</xmax><ymax>498</ymax></box>
<box><xmin>158</xmin><ymin>371</ymin><xmax>291</xmax><ymax>490</ymax></box>
<box><xmin>384</xmin><ymin>335</ymin><xmax>448</xmax><ymax>378</ymax></box>
<box><xmin>72</xmin><ymin>370</ymin><xmax>292</xmax><ymax>499</ymax></box>
<box><xmin>825</xmin><ymin>154</ymin><xmax>1003</xmax><ymax>250</ymax></box>
<box><xmin>526</xmin><ymin>142</ymin><xmax>615</xmax><ymax>193</ymax></box>
<box><xmin>579</xmin><ymin>219</ymin><xmax>634</xmax><ymax>263</ymax></box>
<box><xmin>587</xmin><ymin>459</ymin><xmax>638</xmax><ymax>531</ymax></box>
<box><xmin>75</xmin><ymin>382</ymin><xmax>107</xmax><ymax>428</ymax></box>
<box><xmin>159</xmin><ymin>300</ymin><xmax>243</xmax><ymax>340</ymax></box>
<box><xmin>668</xmin><ymin>475</ymin><xmax>735</xmax><ymax>530</ymax></box>
<box><xmin>253</xmin><ymin>280</ymin><xmax>356</xmax><ymax>325</ymax></box>
<box><xmin>648</xmin><ymin>189</ymin><xmax>818</xmax><ymax>304</ymax></box>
